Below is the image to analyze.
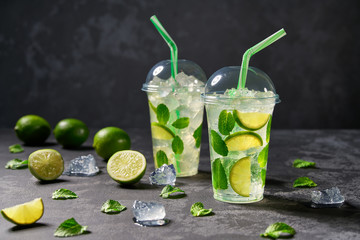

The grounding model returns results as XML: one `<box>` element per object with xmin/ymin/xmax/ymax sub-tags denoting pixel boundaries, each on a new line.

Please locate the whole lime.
<box><xmin>93</xmin><ymin>127</ymin><xmax>131</xmax><ymax>159</ymax></box>
<box><xmin>53</xmin><ymin>118</ymin><xmax>89</xmax><ymax>148</ymax></box>
<box><xmin>14</xmin><ymin>115</ymin><xmax>51</xmax><ymax>145</ymax></box>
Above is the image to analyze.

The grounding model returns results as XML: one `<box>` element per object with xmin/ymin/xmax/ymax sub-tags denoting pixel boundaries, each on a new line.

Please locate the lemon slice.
<box><xmin>151</xmin><ymin>122</ymin><xmax>175</xmax><ymax>140</ymax></box>
<box><xmin>28</xmin><ymin>149</ymin><xmax>64</xmax><ymax>181</ymax></box>
<box><xmin>224</xmin><ymin>132</ymin><xmax>263</xmax><ymax>151</ymax></box>
<box><xmin>1</xmin><ymin>198</ymin><xmax>44</xmax><ymax>225</ymax></box>
<box><xmin>234</xmin><ymin>110</ymin><xmax>270</xmax><ymax>130</ymax></box>
<box><xmin>230</xmin><ymin>157</ymin><xmax>251</xmax><ymax>197</ymax></box>
<box><xmin>107</xmin><ymin>150</ymin><xmax>147</xmax><ymax>185</ymax></box>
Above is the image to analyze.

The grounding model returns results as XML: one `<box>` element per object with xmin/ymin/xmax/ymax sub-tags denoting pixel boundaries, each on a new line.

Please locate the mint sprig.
<box><xmin>172</xmin><ymin>136</ymin><xmax>184</xmax><ymax>155</ymax></box>
<box><xmin>148</xmin><ymin>101</ymin><xmax>157</xmax><ymax>113</ymax></box>
<box><xmin>52</xmin><ymin>188</ymin><xmax>78</xmax><ymax>200</ymax></box>
<box><xmin>172</xmin><ymin>117</ymin><xmax>189</xmax><ymax>129</ymax></box>
<box><xmin>54</xmin><ymin>218</ymin><xmax>88</xmax><ymax>237</ymax></box>
<box><xmin>293</xmin><ymin>177</ymin><xmax>317</xmax><ymax>188</ymax></box>
<box><xmin>210</xmin><ymin>130</ymin><xmax>228</xmax><ymax>156</ymax></box>
<box><xmin>101</xmin><ymin>200</ymin><xmax>126</xmax><ymax>214</ymax></box>
<box><xmin>9</xmin><ymin>144</ymin><xmax>24</xmax><ymax>153</ymax></box>
<box><xmin>156</xmin><ymin>150</ymin><xmax>169</xmax><ymax>167</ymax></box>
<box><xmin>190</xmin><ymin>202</ymin><xmax>213</xmax><ymax>217</ymax></box>
<box><xmin>218</xmin><ymin>110</ymin><xmax>235</xmax><ymax>135</ymax></box>
<box><xmin>5</xmin><ymin>159</ymin><xmax>28</xmax><ymax>169</ymax></box>
<box><xmin>156</xmin><ymin>104</ymin><xmax>170</xmax><ymax>125</ymax></box>
<box><xmin>261</xmin><ymin>169</ymin><xmax>266</xmax><ymax>187</ymax></box>
<box><xmin>266</xmin><ymin>115</ymin><xmax>272</xmax><ymax>143</ymax></box>
<box><xmin>212</xmin><ymin>158</ymin><xmax>227</xmax><ymax>190</ymax></box>
<box><xmin>258</xmin><ymin>145</ymin><xmax>269</xmax><ymax>168</ymax></box>
<box><xmin>160</xmin><ymin>185</ymin><xmax>185</xmax><ymax>199</ymax></box>
<box><xmin>193</xmin><ymin>124</ymin><xmax>202</xmax><ymax>148</ymax></box>
<box><xmin>293</xmin><ymin>159</ymin><xmax>316</xmax><ymax>168</ymax></box>
<box><xmin>260</xmin><ymin>222</ymin><xmax>296</xmax><ymax>239</ymax></box>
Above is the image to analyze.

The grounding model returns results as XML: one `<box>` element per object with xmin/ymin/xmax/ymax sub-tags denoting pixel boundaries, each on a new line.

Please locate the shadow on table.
<box><xmin>9</xmin><ymin>223</ymin><xmax>49</xmax><ymax>232</ymax></box>
<box><xmin>117</xmin><ymin>182</ymin><xmax>158</xmax><ymax>190</ymax></box>
<box><xmin>35</xmin><ymin>179</ymin><xmax>70</xmax><ymax>185</ymax></box>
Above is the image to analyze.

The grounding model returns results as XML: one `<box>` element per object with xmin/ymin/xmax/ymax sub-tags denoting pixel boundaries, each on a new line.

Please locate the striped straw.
<box><xmin>150</xmin><ymin>15</ymin><xmax>178</xmax><ymax>81</ymax></box>
<box><xmin>238</xmin><ymin>28</ymin><xmax>287</xmax><ymax>89</ymax></box>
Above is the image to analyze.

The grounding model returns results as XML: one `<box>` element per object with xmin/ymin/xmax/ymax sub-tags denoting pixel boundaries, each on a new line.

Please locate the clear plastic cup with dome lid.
<box><xmin>202</xmin><ymin>29</ymin><xmax>286</xmax><ymax>203</ymax></box>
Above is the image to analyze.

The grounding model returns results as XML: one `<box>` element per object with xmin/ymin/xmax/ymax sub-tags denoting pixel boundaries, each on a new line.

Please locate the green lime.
<box><xmin>107</xmin><ymin>150</ymin><xmax>146</xmax><ymax>185</ymax></box>
<box><xmin>14</xmin><ymin>115</ymin><xmax>51</xmax><ymax>145</ymax></box>
<box><xmin>93</xmin><ymin>127</ymin><xmax>131</xmax><ymax>159</ymax></box>
<box><xmin>53</xmin><ymin>118</ymin><xmax>89</xmax><ymax>148</ymax></box>
<box><xmin>229</xmin><ymin>157</ymin><xmax>251</xmax><ymax>197</ymax></box>
<box><xmin>224</xmin><ymin>131</ymin><xmax>263</xmax><ymax>151</ymax></box>
<box><xmin>233</xmin><ymin>110</ymin><xmax>270</xmax><ymax>130</ymax></box>
<box><xmin>151</xmin><ymin>122</ymin><xmax>175</xmax><ymax>140</ymax></box>
<box><xmin>28</xmin><ymin>149</ymin><xmax>64</xmax><ymax>181</ymax></box>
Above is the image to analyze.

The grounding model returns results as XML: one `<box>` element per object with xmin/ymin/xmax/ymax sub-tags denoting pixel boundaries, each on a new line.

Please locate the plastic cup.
<box><xmin>142</xmin><ymin>59</ymin><xmax>206</xmax><ymax>177</ymax></box>
<box><xmin>202</xmin><ymin>66</ymin><xmax>280</xmax><ymax>203</ymax></box>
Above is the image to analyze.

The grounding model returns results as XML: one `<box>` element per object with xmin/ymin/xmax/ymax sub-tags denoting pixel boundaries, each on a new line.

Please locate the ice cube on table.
<box><xmin>311</xmin><ymin>187</ymin><xmax>345</xmax><ymax>208</ymax></box>
<box><xmin>149</xmin><ymin>164</ymin><xmax>176</xmax><ymax>186</ymax></box>
<box><xmin>63</xmin><ymin>154</ymin><xmax>99</xmax><ymax>176</ymax></box>
<box><xmin>132</xmin><ymin>200</ymin><xmax>169</xmax><ymax>226</ymax></box>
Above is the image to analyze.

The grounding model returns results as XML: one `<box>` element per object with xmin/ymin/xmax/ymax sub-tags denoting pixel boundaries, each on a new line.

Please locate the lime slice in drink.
<box><xmin>107</xmin><ymin>150</ymin><xmax>147</xmax><ymax>185</ymax></box>
<box><xmin>234</xmin><ymin>110</ymin><xmax>270</xmax><ymax>130</ymax></box>
<box><xmin>28</xmin><ymin>149</ymin><xmax>64</xmax><ymax>181</ymax></box>
<box><xmin>224</xmin><ymin>131</ymin><xmax>263</xmax><ymax>151</ymax></box>
<box><xmin>151</xmin><ymin>122</ymin><xmax>175</xmax><ymax>140</ymax></box>
<box><xmin>1</xmin><ymin>198</ymin><xmax>44</xmax><ymax>225</ymax></box>
<box><xmin>229</xmin><ymin>157</ymin><xmax>251</xmax><ymax>197</ymax></box>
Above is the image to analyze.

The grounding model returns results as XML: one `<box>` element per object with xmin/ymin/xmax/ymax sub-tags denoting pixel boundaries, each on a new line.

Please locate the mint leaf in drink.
<box><xmin>258</xmin><ymin>145</ymin><xmax>269</xmax><ymax>168</ymax></box>
<box><xmin>5</xmin><ymin>159</ymin><xmax>28</xmax><ymax>169</ymax></box>
<box><xmin>148</xmin><ymin>101</ymin><xmax>157</xmax><ymax>113</ymax></box>
<box><xmin>54</xmin><ymin>218</ymin><xmax>88</xmax><ymax>237</ymax></box>
<box><xmin>52</xmin><ymin>188</ymin><xmax>78</xmax><ymax>200</ymax></box>
<box><xmin>260</xmin><ymin>222</ymin><xmax>296</xmax><ymax>239</ymax></box>
<box><xmin>210</xmin><ymin>130</ymin><xmax>228</xmax><ymax>156</ymax></box>
<box><xmin>190</xmin><ymin>202</ymin><xmax>213</xmax><ymax>217</ymax></box>
<box><xmin>293</xmin><ymin>159</ymin><xmax>316</xmax><ymax>168</ymax></box>
<box><xmin>101</xmin><ymin>200</ymin><xmax>126</xmax><ymax>214</ymax></box>
<box><xmin>266</xmin><ymin>115</ymin><xmax>272</xmax><ymax>143</ymax></box>
<box><xmin>218</xmin><ymin>110</ymin><xmax>235</xmax><ymax>135</ymax></box>
<box><xmin>193</xmin><ymin>124</ymin><xmax>202</xmax><ymax>148</ymax></box>
<box><xmin>156</xmin><ymin>150</ymin><xmax>169</xmax><ymax>167</ymax></box>
<box><xmin>261</xmin><ymin>169</ymin><xmax>266</xmax><ymax>187</ymax></box>
<box><xmin>172</xmin><ymin>136</ymin><xmax>184</xmax><ymax>154</ymax></box>
<box><xmin>172</xmin><ymin>117</ymin><xmax>190</xmax><ymax>129</ymax></box>
<box><xmin>160</xmin><ymin>185</ymin><xmax>185</xmax><ymax>199</ymax></box>
<box><xmin>156</xmin><ymin>104</ymin><xmax>170</xmax><ymax>125</ymax></box>
<box><xmin>212</xmin><ymin>158</ymin><xmax>227</xmax><ymax>190</ymax></box>
<box><xmin>9</xmin><ymin>144</ymin><xmax>24</xmax><ymax>153</ymax></box>
<box><xmin>293</xmin><ymin>177</ymin><xmax>317</xmax><ymax>188</ymax></box>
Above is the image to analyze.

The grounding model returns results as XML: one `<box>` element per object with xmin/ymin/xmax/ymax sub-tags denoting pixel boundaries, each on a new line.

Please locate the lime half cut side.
<box><xmin>107</xmin><ymin>150</ymin><xmax>147</xmax><ymax>185</ymax></box>
<box><xmin>151</xmin><ymin>122</ymin><xmax>175</xmax><ymax>140</ymax></box>
<box><xmin>1</xmin><ymin>198</ymin><xmax>44</xmax><ymax>225</ymax></box>
<box><xmin>224</xmin><ymin>131</ymin><xmax>263</xmax><ymax>151</ymax></box>
<box><xmin>234</xmin><ymin>110</ymin><xmax>270</xmax><ymax>131</ymax></box>
<box><xmin>28</xmin><ymin>149</ymin><xmax>64</xmax><ymax>181</ymax></box>
<box><xmin>229</xmin><ymin>157</ymin><xmax>251</xmax><ymax>197</ymax></box>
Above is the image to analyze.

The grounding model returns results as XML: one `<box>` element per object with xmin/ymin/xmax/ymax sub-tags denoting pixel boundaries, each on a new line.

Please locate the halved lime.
<box><xmin>151</xmin><ymin>122</ymin><xmax>175</xmax><ymax>140</ymax></box>
<box><xmin>229</xmin><ymin>157</ymin><xmax>251</xmax><ymax>197</ymax></box>
<box><xmin>28</xmin><ymin>149</ymin><xmax>64</xmax><ymax>181</ymax></box>
<box><xmin>1</xmin><ymin>198</ymin><xmax>44</xmax><ymax>225</ymax></box>
<box><xmin>234</xmin><ymin>110</ymin><xmax>270</xmax><ymax>130</ymax></box>
<box><xmin>224</xmin><ymin>131</ymin><xmax>263</xmax><ymax>151</ymax></box>
<box><xmin>107</xmin><ymin>150</ymin><xmax>147</xmax><ymax>185</ymax></box>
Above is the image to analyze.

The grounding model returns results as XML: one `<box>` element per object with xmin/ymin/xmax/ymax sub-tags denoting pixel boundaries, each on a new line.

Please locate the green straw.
<box><xmin>150</xmin><ymin>15</ymin><xmax>178</xmax><ymax>81</ymax></box>
<box><xmin>238</xmin><ymin>28</ymin><xmax>287</xmax><ymax>89</ymax></box>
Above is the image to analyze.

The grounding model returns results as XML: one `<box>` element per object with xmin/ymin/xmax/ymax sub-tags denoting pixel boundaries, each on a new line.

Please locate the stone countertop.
<box><xmin>0</xmin><ymin>128</ymin><xmax>359</xmax><ymax>240</ymax></box>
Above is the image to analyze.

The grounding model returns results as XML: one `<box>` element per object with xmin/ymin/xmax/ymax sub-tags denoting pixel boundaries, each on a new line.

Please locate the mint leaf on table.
<box><xmin>9</xmin><ymin>144</ymin><xmax>24</xmax><ymax>153</ymax></box>
<box><xmin>54</xmin><ymin>218</ymin><xmax>88</xmax><ymax>237</ymax></box>
<box><xmin>190</xmin><ymin>202</ymin><xmax>213</xmax><ymax>217</ymax></box>
<box><xmin>156</xmin><ymin>104</ymin><xmax>170</xmax><ymax>125</ymax></box>
<box><xmin>101</xmin><ymin>200</ymin><xmax>126</xmax><ymax>214</ymax></box>
<box><xmin>52</xmin><ymin>188</ymin><xmax>78</xmax><ymax>200</ymax></box>
<box><xmin>260</xmin><ymin>222</ymin><xmax>296</xmax><ymax>239</ymax></box>
<box><xmin>172</xmin><ymin>117</ymin><xmax>190</xmax><ymax>129</ymax></box>
<box><xmin>258</xmin><ymin>145</ymin><xmax>269</xmax><ymax>168</ymax></box>
<box><xmin>156</xmin><ymin>150</ymin><xmax>169</xmax><ymax>166</ymax></box>
<box><xmin>293</xmin><ymin>177</ymin><xmax>317</xmax><ymax>188</ymax></box>
<box><xmin>210</xmin><ymin>130</ymin><xmax>228</xmax><ymax>156</ymax></box>
<box><xmin>160</xmin><ymin>185</ymin><xmax>185</xmax><ymax>199</ymax></box>
<box><xmin>218</xmin><ymin>110</ymin><xmax>235</xmax><ymax>135</ymax></box>
<box><xmin>193</xmin><ymin>124</ymin><xmax>202</xmax><ymax>148</ymax></box>
<box><xmin>172</xmin><ymin>136</ymin><xmax>184</xmax><ymax>154</ymax></box>
<box><xmin>212</xmin><ymin>158</ymin><xmax>227</xmax><ymax>190</ymax></box>
<box><xmin>293</xmin><ymin>159</ymin><xmax>316</xmax><ymax>168</ymax></box>
<box><xmin>148</xmin><ymin>101</ymin><xmax>157</xmax><ymax>113</ymax></box>
<box><xmin>5</xmin><ymin>159</ymin><xmax>28</xmax><ymax>169</ymax></box>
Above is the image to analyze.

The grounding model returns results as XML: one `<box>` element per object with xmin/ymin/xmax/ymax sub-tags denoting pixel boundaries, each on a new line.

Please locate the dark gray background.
<box><xmin>1</xmin><ymin>0</ymin><xmax>359</xmax><ymax>129</ymax></box>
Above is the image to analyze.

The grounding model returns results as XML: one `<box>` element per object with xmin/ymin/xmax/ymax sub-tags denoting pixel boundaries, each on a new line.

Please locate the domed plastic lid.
<box><xmin>203</xmin><ymin>66</ymin><xmax>280</xmax><ymax>104</ymax></box>
<box><xmin>142</xmin><ymin>59</ymin><xmax>207</xmax><ymax>92</ymax></box>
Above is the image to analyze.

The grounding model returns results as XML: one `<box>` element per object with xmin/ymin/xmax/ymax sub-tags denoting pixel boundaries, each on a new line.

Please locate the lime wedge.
<box><xmin>224</xmin><ymin>131</ymin><xmax>263</xmax><ymax>151</ymax></box>
<box><xmin>28</xmin><ymin>149</ymin><xmax>64</xmax><ymax>181</ymax></box>
<box><xmin>229</xmin><ymin>157</ymin><xmax>251</xmax><ymax>197</ymax></box>
<box><xmin>151</xmin><ymin>122</ymin><xmax>175</xmax><ymax>140</ymax></box>
<box><xmin>234</xmin><ymin>110</ymin><xmax>270</xmax><ymax>130</ymax></box>
<box><xmin>107</xmin><ymin>150</ymin><xmax>147</xmax><ymax>185</ymax></box>
<box><xmin>1</xmin><ymin>198</ymin><xmax>44</xmax><ymax>225</ymax></box>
